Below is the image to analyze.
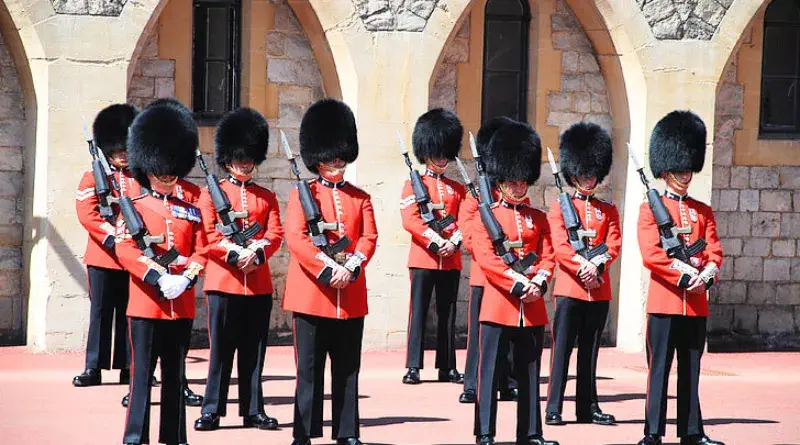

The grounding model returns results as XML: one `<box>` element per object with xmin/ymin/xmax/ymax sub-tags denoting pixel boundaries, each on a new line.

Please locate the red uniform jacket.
<box><xmin>638</xmin><ymin>192</ymin><xmax>723</xmax><ymax>317</ymax></box>
<box><xmin>117</xmin><ymin>189</ymin><xmax>206</xmax><ymax>320</ymax></box>
<box><xmin>198</xmin><ymin>177</ymin><xmax>284</xmax><ymax>296</ymax></box>
<box><xmin>282</xmin><ymin>178</ymin><xmax>379</xmax><ymax>319</ymax></box>
<box><xmin>547</xmin><ymin>194</ymin><xmax>622</xmax><ymax>302</ymax></box>
<box><xmin>400</xmin><ymin>172</ymin><xmax>466</xmax><ymax>270</ymax></box>
<box><xmin>75</xmin><ymin>169</ymin><xmax>139</xmax><ymax>270</ymax></box>
<box><xmin>126</xmin><ymin>178</ymin><xmax>201</xmax><ymax>205</ymax></box>
<box><xmin>472</xmin><ymin>201</ymin><xmax>556</xmax><ymax>327</ymax></box>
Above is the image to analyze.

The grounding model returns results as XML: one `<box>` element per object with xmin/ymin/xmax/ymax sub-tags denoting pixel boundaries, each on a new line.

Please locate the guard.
<box><xmin>400</xmin><ymin>109</ymin><xmax>466</xmax><ymax>385</ymax></box>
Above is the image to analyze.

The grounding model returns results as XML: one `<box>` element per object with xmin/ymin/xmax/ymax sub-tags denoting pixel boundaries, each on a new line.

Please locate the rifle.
<box><xmin>280</xmin><ymin>130</ymin><xmax>351</xmax><ymax>261</ymax></box>
<box><xmin>83</xmin><ymin>118</ymin><xmax>119</xmax><ymax>220</ymax></box>
<box><xmin>397</xmin><ymin>131</ymin><xmax>455</xmax><ymax>234</ymax></box>
<box><xmin>626</xmin><ymin>143</ymin><xmax>705</xmax><ymax>264</ymax></box>
<box><xmin>195</xmin><ymin>150</ymin><xmax>261</xmax><ymax>247</ymax></box>
<box><xmin>467</xmin><ymin>131</ymin><xmax>495</xmax><ymax>206</ymax></box>
<box><xmin>455</xmin><ymin>144</ymin><xmax>537</xmax><ymax>274</ymax></box>
<box><xmin>545</xmin><ymin>148</ymin><xmax>608</xmax><ymax>261</ymax></box>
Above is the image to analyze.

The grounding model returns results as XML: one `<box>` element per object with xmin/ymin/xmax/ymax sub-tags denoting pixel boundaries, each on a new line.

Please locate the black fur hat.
<box><xmin>299</xmin><ymin>98</ymin><xmax>358</xmax><ymax>174</ymax></box>
<box><xmin>649</xmin><ymin>110</ymin><xmax>706</xmax><ymax>179</ymax></box>
<box><xmin>127</xmin><ymin>100</ymin><xmax>198</xmax><ymax>186</ymax></box>
<box><xmin>412</xmin><ymin>108</ymin><xmax>463</xmax><ymax>163</ymax></box>
<box><xmin>93</xmin><ymin>103</ymin><xmax>139</xmax><ymax>155</ymax></box>
<box><xmin>476</xmin><ymin>116</ymin><xmax>516</xmax><ymax>158</ymax></box>
<box><xmin>486</xmin><ymin>121</ymin><xmax>542</xmax><ymax>185</ymax></box>
<box><xmin>215</xmin><ymin>107</ymin><xmax>269</xmax><ymax>170</ymax></box>
<box><xmin>559</xmin><ymin>121</ymin><xmax>613</xmax><ymax>187</ymax></box>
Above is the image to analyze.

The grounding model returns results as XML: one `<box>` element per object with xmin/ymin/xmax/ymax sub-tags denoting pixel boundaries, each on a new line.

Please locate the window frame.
<box><xmin>480</xmin><ymin>0</ymin><xmax>531</xmax><ymax>123</ymax></box>
<box><xmin>191</xmin><ymin>0</ymin><xmax>242</xmax><ymax>127</ymax></box>
<box><xmin>759</xmin><ymin>0</ymin><xmax>800</xmax><ymax>139</ymax></box>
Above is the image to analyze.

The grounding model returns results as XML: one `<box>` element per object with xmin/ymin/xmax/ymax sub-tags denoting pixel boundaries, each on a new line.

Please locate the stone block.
<box><xmin>715</xmin><ymin>212</ymin><xmax>729</xmax><ymax>236</ymax></box>
<box><xmin>712</xmin><ymin>166</ymin><xmax>729</xmax><ymax>188</ymax></box>
<box><xmin>590</xmin><ymin>93</ymin><xmax>609</xmax><ymax>113</ymax></box>
<box><xmin>578</xmin><ymin>54</ymin><xmax>600</xmax><ymax>73</ymax></box>
<box><xmin>711</xmin><ymin>190</ymin><xmax>719</xmax><ymax>210</ymax></box>
<box><xmin>285</xmin><ymin>34</ymin><xmax>314</xmax><ymax>60</ymax></box>
<box><xmin>752</xmin><ymin>212</ymin><xmax>780</xmax><ymax>237</ymax></box>
<box><xmin>720</xmin><ymin>238</ymin><xmax>742</xmax><ymax>256</ymax></box>
<box><xmin>0</xmin><ymin>93</ymin><xmax>23</xmax><ymax>120</ymax></box>
<box><xmin>717</xmin><ymin>281</ymin><xmax>746</xmax><ymax>304</ymax></box>
<box><xmin>743</xmin><ymin>238</ymin><xmax>770</xmax><ymax>257</ymax></box>
<box><xmin>573</xmin><ymin>92</ymin><xmax>591</xmax><ymax>113</ymax></box>
<box><xmin>733</xmin><ymin>257</ymin><xmax>762</xmax><ymax>281</ymax></box>
<box><xmin>764</xmin><ymin>258</ymin><xmax>791</xmax><ymax>282</ymax></box>
<box><xmin>772</xmin><ymin>239</ymin><xmax>795</xmax><ymax>257</ymax></box>
<box><xmin>750</xmin><ymin>167</ymin><xmax>779</xmax><ymax>189</ymax></box>
<box><xmin>0</xmin><ymin>224</ymin><xmax>23</xmax><ymax>247</ymax></box>
<box><xmin>718</xmin><ymin>189</ymin><xmax>738</xmax><ymax>211</ymax></box>
<box><xmin>140</xmin><ymin>32</ymin><xmax>158</xmax><ymax>59</ymax></box>
<box><xmin>758</xmin><ymin>307</ymin><xmax>794</xmax><ymax>334</ymax></box>
<box><xmin>760</xmin><ymin>190</ymin><xmax>791</xmax><ymax>212</ymax></box>
<box><xmin>272</xmin><ymin>178</ymin><xmax>296</xmax><ymax>203</ymax></box>
<box><xmin>730</xmin><ymin>166</ymin><xmax>749</xmax><ymax>188</ymax></box>
<box><xmin>552</xmin><ymin>10</ymin><xmax>581</xmax><ymax>31</ymax></box>
<box><xmin>780</xmin><ymin>213</ymin><xmax>800</xmax><ymax>238</ymax></box>
<box><xmin>267</xmin><ymin>32</ymin><xmax>286</xmax><ymax>57</ymax></box>
<box><xmin>433</xmin><ymin>63</ymin><xmax>457</xmax><ymax>88</ymax></box>
<box><xmin>275</xmin><ymin>4</ymin><xmax>303</xmax><ymax>33</ymax></box>
<box><xmin>155</xmin><ymin>78</ymin><xmax>175</xmax><ymax>98</ymax></box>
<box><xmin>429</xmin><ymin>86</ymin><xmax>456</xmax><ymax>111</ymax></box>
<box><xmin>548</xmin><ymin>92</ymin><xmax>571</xmax><ymax>112</ymax></box>
<box><xmin>713</xmin><ymin>139</ymin><xmax>734</xmax><ymax>168</ymax></box>
<box><xmin>0</xmin><ymin>147</ymin><xmax>23</xmax><ymax>172</ymax></box>
<box><xmin>739</xmin><ymin>189</ymin><xmax>758</xmax><ymax>212</ymax></box>
<box><xmin>708</xmin><ymin>304</ymin><xmax>733</xmax><ymax>333</ymax></box>
<box><xmin>0</xmin><ymin>198</ymin><xmax>17</xmax><ymax>224</ymax></box>
<box><xmin>776</xmin><ymin>284</ymin><xmax>800</xmax><ymax>305</ymax></box>
<box><xmin>715</xmin><ymin>115</ymin><xmax>742</xmax><ymax>141</ymax></box>
<box><xmin>561</xmin><ymin>51</ymin><xmax>579</xmax><ymax>73</ymax></box>
<box><xmin>0</xmin><ymin>119</ymin><xmax>23</xmax><ymax>148</ymax></box>
<box><xmin>0</xmin><ymin>171</ymin><xmax>21</xmax><ymax>198</ymax></box>
<box><xmin>747</xmin><ymin>282</ymin><xmax>775</xmax><ymax>305</ymax></box>
<box><xmin>794</xmin><ymin>193</ymin><xmax>800</xmax><ymax>212</ymax></box>
<box><xmin>779</xmin><ymin>166</ymin><xmax>800</xmax><ymax>189</ymax></box>
<box><xmin>0</xmin><ymin>297</ymin><xmax>12</xmax><ymax>331</ymax></box>
<box><xmin>716</xmin><ymin>83</ymin><xmax>743</xmax><ymax>116</ymax></box>
<box><xmin>551</xmin><ymin>31</ymin><xmax>592</xmax><ymax>51</ymax></box>
<box><xmin>583</xmin><ymin>114</ymin><xmax>612</xmax><ymax>134</ymax></box>
<box><xmin>733</xmin><ymin>304</ymin><xmax>758</xmax><ymax>334</ymax></box>
<box><xmin>0</xmin><ymin>269</ymin><xmax>20</xmax><ymax>297</ymax></box>
<box><xmin>584</xmin><ymin>73</ymin><xmax>607</xmax><ymax>94</ymax></box>
<box><xmin>793</xmin><ymin>258</ymin><xmax>800</xmax><ymax>281</ymax></box>
<box><xmin>140</xmin><ymin>59</ymin><xmax>175</xmax><ymax>78</ymax></box>
<box><xmin>546</xmin><ymin>111</ymin><xmax>583</xmax><ymax>131</ymax></box>
<box><xmin>719</xmin><ymin>258</ymin><xmax>734</xmax><ymax>281</ymax></box>
<box><xmin>267</xmin><ymin>59</ymin><xmax>322</xmax><ymax>87</ymax></box>
<box><xmin>278</xmin><ymin>103</ymin><xmax>304</xmax><ymax>128</ymax></box>
<box><xmin>128</xmin><ymin>76</ymin><xmax>154</xmax><ymax>98</ymax></box>
<box><xmin>561</xmin><ymin>74</ymin><xmax>582</xmax><ymax>91</ymax></box>
<box><xmin>727</xmin><ymin>212</ymin><xmax>751</xmax><ymax>237</ymax></box>
<box><xmin>443</xmin><ymin>38</ymin><xmax>469</xmax><ymax>64</ymax></box>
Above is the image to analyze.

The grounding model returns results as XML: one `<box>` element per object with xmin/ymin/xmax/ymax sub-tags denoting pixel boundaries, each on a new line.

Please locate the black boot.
<box><xmin>577</xmin><ymin>408</ymin><xmax>615</xmax><ymax>425</ymax></box>
<box><xmin>680</xmin><ymin>435</ymin><xmax>725</xmax><ymax>445</ymax></box>
<box><xmin>243</xmin><ymin>413</ymin><xmax>279</xmax><ymax>430</ymax></box>
<box><xmin>438</xmin><ymin>369</ymin><xmax>464</xmax><ymax>384</ymax></box>
<box><xmin>194</xmin><ymin>413</ymin><xmax>221</xmax><ymax>431</ymax></box>
<box><xmin>476</xmin><ymin>435</ymin><xmax>494</xmax><ymax>445</ymax></box>
<box><xmin>290</xmin><ymin>438</ymin><xmax>311</xmax><ymax>445</ymax></box>
<box><xmin>119</xmin><ymin>368</ymin><xmax>130</xmax><ymax>385</ymax></box>
<box><xmin>184</xmin><ymin>385</ymin><xmax>203</xmax><ymax>407</ymax></box>
<box><xmin>121</xmin><ymin>392</ymin><xmax>129</xmax><ymax>408</ymax></box>
<box><xmin>518</xmin><ymin>436</ymin><xmax>559</xmax><ymax>445</ymax></box>
<box><xmin>72</xmin><ymin>368</ymin><xmax>101</xmax><ymax>387</ymax></box>
<box><xmin>637</xmin><ymin>435</ymin><xmax>662</xmax><ymax>445</ymax></box>
<box><xmin>498</xmin><ymin>388</ymin><xmax>518</xmax><ymax>401</ymax></box>
<box><xmin>336</xmin><ymin>439</ymin><xmax>363</xmax><ymax>445</ymax></box>
<box><xmin>459</xmin><ymin>389</ymin><xmax>477</xmax><ymax>403</ymax></box>
<box><xmin>402</xmin><ymin>368</ymin><xmax>421</xmax><ymax>384</ymax></box>
<box><xmin>544</xmin><ymin>412</ymin><xmax>564</xmax><ymax>426</ymax></box>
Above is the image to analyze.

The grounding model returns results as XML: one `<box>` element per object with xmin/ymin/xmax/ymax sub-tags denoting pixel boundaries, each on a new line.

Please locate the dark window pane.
<box><xmin>765</xmin><ymin>0</ymin><xmax>800</xmax><ymax>23</ymax></box>
<box><xmin>761</xmin><ymin>78</ymin><xmax>798</xmax><ymax>129</ymax></box>
<box><xmin>762</xmin><ymin>26</ymin><xmax>799</xmax><ymax>77</ymax></box>
<box><xmin>485</xmin><ymin>21</ymin><xmax>522</xmax><ymax>71</ymax></box>
<box><xmin>206</xmin><ymin>7</ymin><xmax>229</xmax><ymax>60</ymax></box>
<box><xmin>486</xmin><ymin>0</ymin><xmax>525</xmax><ymax>16</ymax></box>
<box><xmin>205</xmin><ymin>61</ymin><xmax>228</xmax><ymax>113</ymax></box>
<box><xmin>483</xmin><ymin>72</ymin><xmax>522</xmax><ymax>119</ymax></box>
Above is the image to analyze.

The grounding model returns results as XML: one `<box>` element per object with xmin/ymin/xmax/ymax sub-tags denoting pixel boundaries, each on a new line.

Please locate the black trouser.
<box><xmin>85</xmin><ymin>266</ymin><xmax>130</xmax><ymax>370</ymax></box>
<box><xmin>405</xmin><ymin>268</ymin><xmax>460</xmax><ymax>370</ymax></box>
<box><xmin>546</xmin><ymin>297</ymin><xmax>609</xmax><ymax>418</ymax></box>
<box><xmin>645</xmin><ymin>314</ymin><xmax>707</xmax><ymax>438</ymax></box>
<box><xmin>474</xmin><ymin>322</ymin><xmax>544</xmax><ymax>440</ymax></box>
<box><xmin>292</xmin><ymin>313</ymin><xmax>364</xmax><ymax>440</ymax></box>
<box><xmin>464</xmin><ymin>286</ymin><xmax>517</xmax><ymax>393</ymax></box>
<box><xmin>202</xmin><ymin>292</ymin><xmax>273</xmax><ymax>417</ymax></box>
<box><xmin>124</xmin><ymin>317</ymin><xmax>192</xmax><ymax>445</ymax></box>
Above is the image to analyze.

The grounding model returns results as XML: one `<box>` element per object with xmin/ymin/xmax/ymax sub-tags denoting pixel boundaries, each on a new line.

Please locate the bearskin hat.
<box><xmin>559</xmin><ymin>121</ymin><xmax>613</xmax><ymax>187</ymax></box>
<box><xmin>476</xmin><ymin>116</ymin><xmax>516</xmax><ymax>158</ymax></box>
<box><xmin>649</xmin><ymin>110</ymin><xmax>706</xmax><ymax>179</ymax></box>
<box><xmin>127</xmin><ymin>99</ymin><xmax>198</xmax><ymax>186</ymax></box>
<box><xmin>215</xmin><ymin>107</ymin><xmax>269</xmax><ymax>170</ymax></box>
<box><xmin>93</xmin><ymin>103</ymin><xmax>139</xmax><ymax>155</ymax></box>
<box><xmin>486</xmin><ymin>121</ymin><xmax>542</xmax><ymax>185</ymax></box>
<box><xmin>299</xmin><ymin>98</ymin><xmax>358</xmax><ymax>174</ymax></box>
<box><xmin>411</xmin><ymin>108</ymin><xmax>463</xmax><ymax>163</ymax></box>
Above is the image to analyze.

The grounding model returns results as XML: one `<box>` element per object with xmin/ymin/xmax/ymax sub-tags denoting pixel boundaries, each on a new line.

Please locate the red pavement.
<box><xmin>0</xmin><ymin>346</ymin><xmax>798</xmax><ymax>445</ymax></box>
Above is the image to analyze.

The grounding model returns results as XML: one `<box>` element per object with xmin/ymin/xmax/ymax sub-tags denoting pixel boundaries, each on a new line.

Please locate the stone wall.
<box><xmin>127</xmin><ymin>30</ymin><xmax>176</xmax><ymax>110</ymax></box>
<box><xmin>0</xmin><ymin>30</ymin><xmax>25</xmax><ymax>345</ymax></box>
<box><xmin>636</xmin><ymin>0</ymin><xmax>733</xmax><ymax>40</ymax></box>
<box><xmin>430</xmin><ymin>17</ymin><xmax>469</xmax><ymax>111</ymax></box>
<box><xmin>709</xmin><ymin>37</ymin><xmax>800</xmax><ymax>351</ymax></box>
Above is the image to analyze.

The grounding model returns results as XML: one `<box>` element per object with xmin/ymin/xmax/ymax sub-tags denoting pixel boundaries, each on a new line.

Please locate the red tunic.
<box><xmin>400</xmin><ymin>172</ymin><xmax>466</xmax><ymax>270</ymax></box>
<box><xmin>198</xmin><ymin>178</ymin><xmax>284</xmax><ymax>296</ymax></box>
<box><xmin>75</xmin><ymin>169</ymin><xmax>139</xmax><ymax>270</ymax></box>
<box><xmin>116</xmin><ymin>190</ymin><xmax>207</xmax><ymax>320</ymax></box>
<box><xmin>547</xmin><ymin>195</ymin><xmax>622</xmax><ymax>302</ymax></box>
<box><xmin>472</xmin><ymin>201</ymin><xmax>556</xmax><ymax>327</ymax></box>
<box><xmin>126</xmin><ymin>178</ymin><xmax>201</xmax><ymax>205</ymax></box>
<box><xmin>282</xmin><ymin>178</ymin><xmax>379</xmax><ymax>319</ymax></box>
<box><xmin>637</xmin><ymin>193</ymin><xmax>723</xmax><ymax>317</ymax></box>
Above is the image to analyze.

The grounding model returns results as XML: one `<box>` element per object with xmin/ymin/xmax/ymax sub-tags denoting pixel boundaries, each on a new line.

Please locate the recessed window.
<box><xmin>760</xmin><ymin>0</ymin><xmax>800</xmax><ymax>138</ymax></box>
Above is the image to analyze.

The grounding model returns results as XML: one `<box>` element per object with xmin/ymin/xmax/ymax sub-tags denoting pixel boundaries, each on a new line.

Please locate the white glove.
<box><xmin>172</xmin><ymin>255</ymin><xmax>189</xmax><ymax>267</ymax></box>
<box><xmin>157</xmin><ymin>274</ymin><xmax>191</xmax><ymax>300</ymax></box>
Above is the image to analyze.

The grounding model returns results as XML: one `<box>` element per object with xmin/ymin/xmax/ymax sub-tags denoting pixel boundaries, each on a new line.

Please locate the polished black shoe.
<box><xmin>498</xmin><ymin>388</ymin><xmax>518</xmax><ymax>401</ymax></box>
<box><xmin>680</xmin><ymin>435</ymin><xmax>724</xmax><ymax>445</ymax></box>
<box><xmin>244</xmin><ymin>413</ymin><xmax>279</xmax><ymax>430</ymax></box>
<box><xmin>476</xmin><ymin>435</ymin><xmax>495</xmax><ymax>445</ymax></box>
<box><xmin>459</xmin><ymin>389</ymin><xmax>477</xmax><ymax>403</ymax></box>
<box><xmin>184</xmin><ymin>386</ymin><xmax>203</xmax><ymax>407</ymax></box>
<box><xmin>121</xmin><ymin>392</ymin><xmax>130</xmax><ymax>408</ymax></box>
<box><xmin>577</xmin><ymin>409</ymin><xmax>616</xmax><ymax>425</ymax></box>
<box><xmin>517</xmin><ymin>436</ymin><xmax>559</xmax><ymax>445</ymax></box>
<box><xmin>194</xmin><ymin>413</ymin><xmax>221</xmax><ymax>431</ymax></box>
<box><xmin>72</xmin><ymin>368</ymin><xmax>101</xmax><ymax>387</ymax></box>
<box><xmin>119</xmin><ymin>369</ymin><xmax>130</xmax><ymax>385</ymax></box>
<box><xmin>290</xmin><ymin>438</ymin><xmax>311</xmax><ymax>445</ymax></box>
<box><xmin>402</xmin><ymin>368</ymin><xmax>421</xmax><ymax>384</ymax></box>
<box><xmin>336</xmin><ymin>438</ymin><xmax>363</xmax><ymax>445</ymax></box>
<box><xmin>438</xmin><ymin>369</ymin><xmax>464</xmax><ymax>384</ymax></box>
<box><xmin>544</xmin><ymin>412</ymin><xmax>564</xmax><ymax>426</ymax></box>
<box><xmin>637</xmin><ymin>435</ymin><xmax>662</xmax><ymax>445</ymax></box>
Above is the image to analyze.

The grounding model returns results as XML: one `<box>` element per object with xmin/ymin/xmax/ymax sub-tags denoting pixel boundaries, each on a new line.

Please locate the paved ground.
<box><xmin>1</xmin><ymin>346</ymin><xmax>798</xmax><ymax>445</ymax></box>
